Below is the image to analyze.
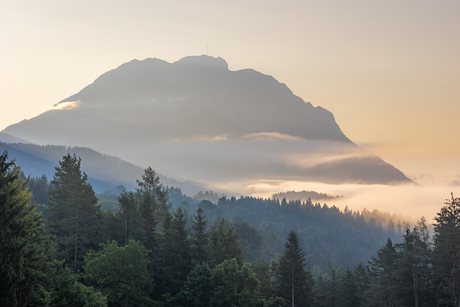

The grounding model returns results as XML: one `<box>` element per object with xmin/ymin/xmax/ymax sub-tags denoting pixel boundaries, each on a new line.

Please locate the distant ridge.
<box><xmin>0</xmin><ymin>132</ymin><xmax>32</xmax><ymax>144</ymax></box>
<box><xmin>0</xmin><ymin>142</ymin><xmax>209</xmax><ymax>194</ymax></box>
<box><xmin>2</xmin><ymin>55</ymin><xmax>412</xmax><ymax>186</ymax></box>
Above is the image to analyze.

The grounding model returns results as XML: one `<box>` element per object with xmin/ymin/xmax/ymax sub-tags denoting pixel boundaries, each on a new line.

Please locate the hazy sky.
<box><xmin>1</xmin><ymin>1</ymin><xmax>459</xmax><ymax>199</ymax></box>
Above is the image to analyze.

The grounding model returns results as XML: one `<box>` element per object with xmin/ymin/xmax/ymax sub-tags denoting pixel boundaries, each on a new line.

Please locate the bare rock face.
<box><xmin>2</xmin><ymin>55</ymin><xmax>411</xmax><ymax>185</ymax></box>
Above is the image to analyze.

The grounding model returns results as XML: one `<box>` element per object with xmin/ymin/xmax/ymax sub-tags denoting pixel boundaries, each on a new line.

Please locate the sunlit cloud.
<box><xmin>170</xmin><ymin>134</ymin><xmax>231</xmax><ymax>143</ymax></box>
<box><xmin>241</xmin><ymin>132</ymin><xmax>306</xmax><ymax>142</ymax></box>
<box><xmin>284</xmin><ymin>149</ymin><xmax>374</xmax><ymax>169</ymax></box>
<box><xmin>48</xmin><ymin>100</ymin><xmax>81</xmax><ymax>111</ymax></box>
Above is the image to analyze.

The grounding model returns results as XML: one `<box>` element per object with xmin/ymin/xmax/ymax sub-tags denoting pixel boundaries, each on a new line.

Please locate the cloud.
<box><xmin>48</xmin><ymin>100</ymin><xmax>81</xmax><ymax>111</ymax></box>
<box><xmin>171</xmin><ymin>134</ymin><xmax>231</xmax><ymax>143</ymax></box>
<box><xmin>209</xmin><ymin>179</ymin><xmax>454</xmax><ymax>224</ymax></box>
<box><xmin>241</xmin><ymin>132</ymin><xmax>306</xmax><ymax>142</ymax></box>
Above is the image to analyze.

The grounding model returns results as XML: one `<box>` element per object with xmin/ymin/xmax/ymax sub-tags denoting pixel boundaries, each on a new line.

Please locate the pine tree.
<box><xmin>368</xmin><ymin>238</ymin><xmax>399</xmax><ymax>307</ymax></box>
<box><xmin>191</xmin><ymin>206</ymin><xmax>210</xmax><ymax>264</ymax></box>
<box><xmin>276</xmin><ymin>230</ymin><xmax>314</xmax><ymax>307</ymax></box>
<box><xmin>156</xmin><ymin>208</ymin><xmax>193</xmax><ymax>297</ymax></box>
<box><xmin>395</xmin><ymin>219</ymin><xmax>433</xmax><ymax>307</ymax></box>
<box><xmin>433</xmin><ymin>194</ymin><xmax>460</xmax><ymax>306</ymax></box>
<box><xmin>208</xmin><ymin>219</ymin><xmax>244</xmax><ymax>267</ymax></box>
<box><xmin>48</xmin><ymin>154</ymin><xmax>101</xmax><ymax>272</ymax></box>
<box><xmin>136</xmin><ymin>167</ymin><xmax>169</xmax><ymax>251</ymax></box>
<box><xmin>354</xmin><ymin>262</ymin><xmax>371</xmax><ymax>306</ymax></box>
<box><xmin>116</xmin><ymin>191</ymin><xmax>138</xmax><ymax>245</ymax></box>
<box><xmin>0</xmin><ymin>151</ymin><xmax>50</xmax><ymax>306</ymax></box>
<box><xmin>339</xmin><ymin>268</ymin><xmax>359</xmax><ymax>307</ymax></box>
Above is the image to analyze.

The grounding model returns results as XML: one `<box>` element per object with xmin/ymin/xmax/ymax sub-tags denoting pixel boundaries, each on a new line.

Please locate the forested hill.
<box><xmin>7</xmin><ymin>152</ymin><xmax>458</xmax><ymax>306</ymax></box>
<box><xmin>13</xmin><ymin>144</ymin><xmax>409</xmax><ymax>272</ymax></box>
<box><xmin>167</xmin><ymin>189</ymin><xmax>406</xmax><ymax>272</ymax></box>
<box><xmin>46</xmin><ymin>179</ymin><xmax>408</xmax><ymax>273</ymax></box>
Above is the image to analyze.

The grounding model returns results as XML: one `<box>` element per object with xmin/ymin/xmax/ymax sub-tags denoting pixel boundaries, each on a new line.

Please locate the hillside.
<box><xmin>0</xmin><ymin>141</ymin><xmax>206</xmax><ymax>194</ymax></box>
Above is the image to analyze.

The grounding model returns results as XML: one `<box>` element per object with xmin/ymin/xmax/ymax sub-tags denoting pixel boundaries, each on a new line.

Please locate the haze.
<box><xmin>1</xmin><ymin>1</ymin><xmax>459</xmax><ymax>221</ymax></box>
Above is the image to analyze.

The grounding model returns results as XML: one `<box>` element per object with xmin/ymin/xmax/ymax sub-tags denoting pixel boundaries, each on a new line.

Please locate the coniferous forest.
<box><xmin>2</xmin><ymin>150</ymin><xmax>460</xmax><ymax>306</ymax></box>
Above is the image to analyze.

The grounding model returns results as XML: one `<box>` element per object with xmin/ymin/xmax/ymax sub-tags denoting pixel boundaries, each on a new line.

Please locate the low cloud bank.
<box><xmin>211</xmin><ymin>180</ymin><xmax>455</xmax><ymax>224</ymax></box>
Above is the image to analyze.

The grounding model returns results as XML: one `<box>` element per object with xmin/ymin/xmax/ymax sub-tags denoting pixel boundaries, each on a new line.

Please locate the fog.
<box><xmin>210</xmin><ymin>179</ymin><xmax>453</xmax><ymax>224</ymax></box>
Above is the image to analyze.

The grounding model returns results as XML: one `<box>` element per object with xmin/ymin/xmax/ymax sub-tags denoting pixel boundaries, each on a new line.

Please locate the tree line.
<box><xmin>2</xmin><ymin>151</ymin><xmax>460</xmax><ymax>306</ymax></box>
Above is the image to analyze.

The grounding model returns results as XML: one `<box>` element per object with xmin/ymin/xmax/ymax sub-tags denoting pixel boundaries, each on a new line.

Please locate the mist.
<box><xmin>213</xmin><ymin>179</ymin><xmax>453</xmax><ymax>224</ymax></box>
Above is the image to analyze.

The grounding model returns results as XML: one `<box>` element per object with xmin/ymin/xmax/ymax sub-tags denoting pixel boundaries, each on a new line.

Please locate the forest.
<box><xmin>2</xmin><ymin>150</ymin><xmax>460</xmax><ymax>307</ymax></box>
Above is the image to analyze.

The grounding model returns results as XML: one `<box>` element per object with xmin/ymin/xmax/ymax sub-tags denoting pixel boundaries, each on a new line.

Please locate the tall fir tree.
<box><xmin>395</xmin><ymin>219</ymin><xmax>434</xmax><ymax>307</ymax></box>
<box><xmin>368</xmin><ymin>238</ymin><xmax>399</xmax><ymax>307</ymax></box>
<box><xmin>136</xmin><ymin>167</ymin><xmax>169</xmax><ymax>251</ymax></box>
<box><xmin>208</xmin><ymin>219</ymin><xmax>244</xmax><ymax>267</ymax></box>
<box><xmin>191</xmin><ymin>206</ymin><xmax>210</xmax><ymax>264</ymax></box>
<box><xmin>116</xmin><ymin>191</ymin><xmax>139</xmax><ymax>245</ymax></box>
<box><xmin>0</xmin><ymin>151</ymin><xmax>50</xmax><ymax>306</ymax></box>
<box><xmin>276</xmin><ymin>230</ymin><xmax>314</xmax><ymax>307</ymax></box>
<box><xmin>433</xmin><ymin>194</ymin><xmax>460</xmax><ymax>306</ymax></box>
<box><xmin>339</xmin><ymin>268</ymin><xmax>360</xmax><ymax>307</ymax></box>
<box><xmin>48</xmin><ymin>154</ymin><xmax>101</xmax><ymax>272</ymax></box>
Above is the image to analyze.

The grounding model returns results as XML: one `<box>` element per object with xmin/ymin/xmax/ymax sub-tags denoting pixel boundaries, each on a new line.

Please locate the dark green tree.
<box><xmin>191</xmin><ymin>206</ymin><xmax>210</xmax><ymax>264</ymax></box>
<box><xmin>354</xmin><ymin>262</ymin><xmax>371</xmax><ymax>306</ymax></box>
<box><xmin>48</xmin><ymin>154</ymin><xmax>101</xmax><ymax>272</ymax></box>
<box><xmin>208</xmin><ymin>219</ymin><xmax>244</xmax><ymax>267</ymax></box>
<box><xmin>136</xmin><ymin>167</ymin><xmax>169</xmax><ymax>251</ymax></box>
<box><xmin>234</xmin><ymin>221</ymin><xmax>264</xmax><ymax>262</ymax></box>
<box><xmin>155</xmin><ymin>208</ymin><xmax>193</xmax><ymax>298</ymax></box>
<box><xmin>116</xmin><ymin>191</ymin><xmax>138</xmax><ymax>245</ymax></box>
<box><xmin>396</xmin><ymin>218</ymin><xmax>433</xmax><ymax>307</ymax></box>
<box><xmin>339</xmin><ymin>268</ymin><xmax>359</xmax><ymax>307</ymax></box>
<box><xmin>177</xmin><ymin>263</ymin><xmax>213</xmax><ymax>307</ymax></box>
<box><xmin>45</xmin><ymin>260</ymin><xmax>107</xmax><ymax>307</ymax></box>
<box><xmin>210</xmin><ymin>258</ymin><xmax>261</xmax><ymax>307</ymax></box>
<box><xmin>326</xmin><ymin>268</ymin><xmax>341</xmax><ymax>307</ymax></box>
<box><xmin>252</xmin><ymin>261</ymin><xmax>278</xmax><ymax>302</ymax></box>
<box><xmin>84</xmin><ymin>240</ymin><xmax>154</xmax><ymax>307</ymax></box>
<box><xmin>276</xmin><ymin>230</ymin><xmax>314</xmax><ymax>307</ymax></box>
<box><xmin>0</xmin><ymin>151</ymin><xmax>51</xmax><ymax>306</ymax></box>
<box><xmin>28</xmin><ymin>174</ymin><xmax>52</xmax><ymax>206</ymax></box>
<box><xmin>433</xmin><ymin>194</ymin><xmax>460</xmax><ymax>306</ymax></box>
<box><xmin>313</xmin><ymin>274</ymin><xmax>328</xmax><ymax>307</ymax></box>
<box><xmin>368</xmin><ymin>238</ymin><xmax>399</xmax><ymax>307</ymax></box>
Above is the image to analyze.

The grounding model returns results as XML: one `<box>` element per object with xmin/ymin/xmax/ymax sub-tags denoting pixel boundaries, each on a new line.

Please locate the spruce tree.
<box><xmin>276</xmin><ymin>230</ymin><xmax>314</xmax><ymax>307</ymax></box>
<box><xmin>0</xmin><ymin>151</ymin><xmax>50</xmax><ymax>306</ymax></box>
<box><xmin>136</xmin><ymin>167</ymin><xmax>169</xmax><ymax>251</ymax></box>
<box><xmin>191</xmin><ymin>206</ymin><xmax>210</xmax><ymax>264</ymax></box>
<box><xmin>368</xmin><ymin>238</ymin><xmax>399</xmax><ymax>307</ymax></box>
<box><xmin>116</xmin><ymin>191</ymin><xmax>138</xmax><ymax>245</ymax></box>
<box><xmin>208</xmin><ymin>219</ymin><xmax>244</xmax><ymax>267</ymax></box>
<box><xmin>48</xmin><ymin>154</ymin><xmax>101</xmax><ymax>272</ymax></box>
<box><xmin>433</xmin><ymin>194</ymin><xmax>460</xmax><ymax>306</ymax></box>
<box><xmin>339</xmin><ymin>268</ymin><xmax>360</xmax><ymax>307</ymax></box>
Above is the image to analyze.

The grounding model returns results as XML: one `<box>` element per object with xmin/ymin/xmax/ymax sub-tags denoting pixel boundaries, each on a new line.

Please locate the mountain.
<box><xmin>0</xmin><ymin>142</ymin><xmax>208</xmax><ymax>194</ymax></box>
<box><xmin>0</xmin><ymin>132</ymin><xmax>32</xmax><ymax>144</ymax></box>
<box><xmin>2</xmin><ymin>55</ymin><xmax>411</xmax><ymax>186</ymax></box>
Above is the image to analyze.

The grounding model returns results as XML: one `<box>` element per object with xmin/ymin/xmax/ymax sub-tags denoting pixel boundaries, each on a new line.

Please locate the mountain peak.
<box><xmin>174</xmin><ymin>55</ymin><xmax>229</xmax><ymax>70</ymax></box>
<box><xmin>1</xmin><ymin>56</ymin><xmax>412</xmax><ymax>185</ymax></box>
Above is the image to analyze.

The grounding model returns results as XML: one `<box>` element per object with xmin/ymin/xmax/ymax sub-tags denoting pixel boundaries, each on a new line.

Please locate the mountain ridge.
<box><xmin>2</xmin><ymin>55</ymin><xmax>411</xmax><ymax>186</ymax></box>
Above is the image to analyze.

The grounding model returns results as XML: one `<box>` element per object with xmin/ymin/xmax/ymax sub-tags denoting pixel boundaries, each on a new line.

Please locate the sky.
<box><xmin>1</xmin><ymin>0</ymin><xmax>459</xmax><ymax>219</ymax></box>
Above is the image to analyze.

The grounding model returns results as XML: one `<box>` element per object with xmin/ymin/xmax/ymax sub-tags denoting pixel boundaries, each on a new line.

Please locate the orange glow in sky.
<box><xmin>1</xmin><ymin>1</ymin><xmax>459</xmax><ymax>216</ymax></box>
